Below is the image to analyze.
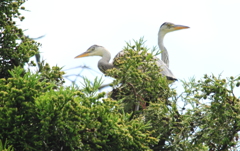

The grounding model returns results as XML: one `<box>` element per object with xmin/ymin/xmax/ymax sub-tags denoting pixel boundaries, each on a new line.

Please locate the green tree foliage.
<box><xmin>35</xmin><ymin>80</ymin><xmax>157</xmax><ymax>150</ymax></box>
<box><xmin>0</xmin><ymin>0</ymin><xmax>40</xmax><ymax>78</ymax></box>
<box><xmin>107</xmin><ymin>39</ymin><xmax>172</xmax><ymax>113</ymax></box>
<box><xmin>0</xmin><ymin>67</ymin><xmax>59</xmax><ymax>150</ymax></box>
<box><xmin>0</xmin><ymin>67</ymin><xmax>157</xmax><ymax>150</ymax></box>
<box><xmin>179</xmin><ymin>75</ymin><xmax>240</xmax><ymax>150</ymax></box>
<box><xmin>106</xmin><ymin>39</ymin><xmax>240</xmax><ymax>150</ymax></box>
<box><xmin>1</xmin><ymin>0</ymin><xmax>240</xmax><ymax>150</ymax></box>
<box><xmin>0</xmin><ymin>2</ymin><xmax>158</xmax><ymax>150</ymax></box>
<box><xmin>0</xmin><ymin>139</ymin><xmax>14</xmax><ymax>151</ymax></box>
<box><xmin>106</xmin><ymin>39</ymin><xmax>187</xmax><ymax>150</ymax></box>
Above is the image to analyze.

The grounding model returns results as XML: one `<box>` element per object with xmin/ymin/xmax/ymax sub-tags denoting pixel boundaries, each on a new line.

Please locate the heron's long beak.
<box><xmin>174</xmin><ymin>25</ymin><xmax>190</xmax><ymax>30</ymax></box>
<box><xmin>75</xmin><ymin>51</ymin><xmax>90</xmax><ymax>58</ymax></box>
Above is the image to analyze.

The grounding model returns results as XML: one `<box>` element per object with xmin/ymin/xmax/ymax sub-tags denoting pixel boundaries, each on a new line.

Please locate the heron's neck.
<box><xmin>158</xmin><ymin>30</ymin><xmax>169</xmax><ymax>67</ymax></box>
<box><xmin>98</xmin><ymin>49</ymin><xmax>114</xmax><ymax>73</ymax></box>
<box><xmin>101</xmin><ymin>49</ymin><xmax>111</xmax><ymax>63</ymax></box>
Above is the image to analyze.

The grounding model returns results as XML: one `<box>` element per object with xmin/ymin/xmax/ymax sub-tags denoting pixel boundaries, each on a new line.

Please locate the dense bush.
<box><xmin>0</xmin><ymin>0</ymin><xmax>240</xmax><ymax>150</ymax></box>
<box><xmin>106</xmin><ymin>39</ymin><xmax>240</xmax><ymax>150</ymax></box>
<box><xmin>0</xmin><ymin>0</ymin><xmax>39</xmax><ymax>79</ymax></box>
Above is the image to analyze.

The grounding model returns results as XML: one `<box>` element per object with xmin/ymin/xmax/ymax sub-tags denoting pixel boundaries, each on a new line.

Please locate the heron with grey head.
<box><xmin>75</xmin><ymin>22</ymin><xmax>189</xmax><ymax>80</ymax></box>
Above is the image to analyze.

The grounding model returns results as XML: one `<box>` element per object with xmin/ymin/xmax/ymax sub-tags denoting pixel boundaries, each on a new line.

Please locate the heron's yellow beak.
<box><xmin>174</xmin><ymin>25</ymin><xmax>190</xmax><ymax>30</ymax></box>
<box><xmin>75</xmin><ymin>52</ymin><xmax>90</xmax><ymax>58</ymax></box>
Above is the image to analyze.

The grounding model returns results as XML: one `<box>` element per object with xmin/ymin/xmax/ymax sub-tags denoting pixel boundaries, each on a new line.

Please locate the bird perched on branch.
<box><xmin>75</xmin><ymin>22</ymin><xmax>189</xmax><ymax>80</ymax></box>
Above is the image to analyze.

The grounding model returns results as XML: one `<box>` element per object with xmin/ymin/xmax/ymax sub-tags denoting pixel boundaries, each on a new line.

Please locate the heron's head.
<box><xmin>75</xmin><ymin>44</ymin><xmax>105</xmax><ymax>59</ymax></box>
<box><xmin>160</xmin><ymin>22</ymin><xmax>189</xmax><ymax>34</ymax></box>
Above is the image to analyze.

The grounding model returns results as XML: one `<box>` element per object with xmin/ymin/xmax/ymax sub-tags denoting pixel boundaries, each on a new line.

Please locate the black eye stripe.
<box><xmin>160</xmin><ymin>22</ymin><xmax>167</xmax><ymax>28</ymax></box>
<box><xmin>87</xmin><ymin>45</ymin><xmax>103</xmax><ymax>52</ymax></box>
<box><xmin>161</xmin><ymin>22</ymin><xmax>174</xmax><ymax>28</ymax></box>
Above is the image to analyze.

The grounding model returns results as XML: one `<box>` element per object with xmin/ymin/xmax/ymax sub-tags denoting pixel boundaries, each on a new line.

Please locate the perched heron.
<box><xmin>75</xmin><ymin>22</ymin><xmax>189</xmax><ymax>80</ymax></box>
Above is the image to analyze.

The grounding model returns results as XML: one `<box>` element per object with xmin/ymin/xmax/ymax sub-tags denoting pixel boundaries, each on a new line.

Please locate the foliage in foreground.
<box><xmin>0</xmin><ymin>0</ymin><xmax>157</xmax><ymax>150</ymax></box>
<box><xmin>1</xmin><ymin>0</ymin><xmax>240</xmax><ymax>150</ymax></box>
<box><xmin>179</xmin><ymin>75</ymin><xmax>240</xmax><ymax>150</ymax></box>
<box><xmin>0</xmin><ymin>140</ymin><xmax>14</xmax><ymax>151</ymax></box>
<box><xmin>106</xmin><ymin>39</ymin><xmax>240</xmax><ymax>150</ymax></box>
<box><xmin>0</xmin><ymin>67</ymin><xmax>157</xmax><ymax>150</ymax></box>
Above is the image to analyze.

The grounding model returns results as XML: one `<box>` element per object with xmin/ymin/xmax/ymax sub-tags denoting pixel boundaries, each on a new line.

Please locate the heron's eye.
<box><xmin>167</xmin><ymin>24</ymin><xmax>174</xmax><ymax>28</ymax></box>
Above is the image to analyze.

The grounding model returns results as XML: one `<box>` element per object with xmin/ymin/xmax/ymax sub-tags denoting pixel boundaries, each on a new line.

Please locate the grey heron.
<box><xmin>75</xmin><ymin>22</ymin><xmax>189</xmax><ymax>80</ymax></box>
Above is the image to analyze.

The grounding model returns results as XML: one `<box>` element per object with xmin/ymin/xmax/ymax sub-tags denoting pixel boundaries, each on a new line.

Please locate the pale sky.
<box><xmin>20</xmin><ymin>0</ymin><xmax>240</xmax><ymax>92</ymax></box>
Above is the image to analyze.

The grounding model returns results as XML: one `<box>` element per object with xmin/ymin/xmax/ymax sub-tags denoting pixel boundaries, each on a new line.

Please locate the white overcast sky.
<box><xmin>20</xmin><ymin>0</ymin><xmax>240</xmax><ymax>91</ymax></box>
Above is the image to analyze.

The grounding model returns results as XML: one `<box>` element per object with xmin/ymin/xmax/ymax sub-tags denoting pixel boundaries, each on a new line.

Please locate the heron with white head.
<box><xmin>75</xmin><ymin>22</ymin><xmax>189</xmax><ymax>80</ymax></box>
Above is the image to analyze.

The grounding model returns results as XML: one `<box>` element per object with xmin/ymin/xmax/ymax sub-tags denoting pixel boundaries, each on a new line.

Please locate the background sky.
<box><xmin>19</xmin><ymin>0</ymin><xmax>240</xmax><ymax>93</ymax></box>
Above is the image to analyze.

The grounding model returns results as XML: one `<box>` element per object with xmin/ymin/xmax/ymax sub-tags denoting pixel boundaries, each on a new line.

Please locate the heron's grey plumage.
<box><xmin>75</xmin><ymin>22</ymin><xmax>189</xmax><ymax>81</ymax></box>
<box><xmin>98</xmin><ymin>59</ymin><xmax>114</xmax><ymax>73</ymax></box>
